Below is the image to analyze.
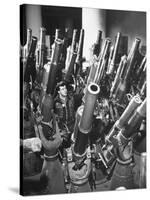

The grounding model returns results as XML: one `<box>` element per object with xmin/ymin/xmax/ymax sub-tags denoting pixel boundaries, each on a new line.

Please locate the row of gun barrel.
<box><xmin>21</xmin><ymin>27</ymin><xmax>146</xmax><ymax>189</ymax></box>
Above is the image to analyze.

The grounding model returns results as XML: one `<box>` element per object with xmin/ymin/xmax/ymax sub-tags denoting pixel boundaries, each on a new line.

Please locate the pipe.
<box><xmin>46</xmin><ymin>38</ymin><xmax>63</xmax><ymax>95</ymax></box>
<box><xmin>74</xmin><ymin>82</ymin><xmax>100</xmax><ymax>156</ymax></box>
<box><xmin>106</xmin><ymin>94</ymin><xmax>142</xmax><ymax>144</ymax></box>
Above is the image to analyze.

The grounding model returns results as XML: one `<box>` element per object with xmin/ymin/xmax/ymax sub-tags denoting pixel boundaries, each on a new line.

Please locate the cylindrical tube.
<box><xmin>110</xmin><ymin>55</ymin><xmax>127</xmax><ymax>97</ymax></box>
<box><xmin>140</xmin><ymin>81</ymin><xmax>146</xmax><ymax>97</ymax></box>
<box><xmin>96</xmin><ymin>30</ymin><xmax>102</xmax><ymax>46</ymax></box>
<box><xmin>106</xmin><ymin>95</ymin><xmax>142</xmax><ymax>143</ymax></box>
<box><xmin>74</xmin><ymin>82</ymin><xmax>100</xmax><ymax>155</ymax></box>
<box><xmin>46</xmin><ymin>39</ymin><xmax>63</xmax><ymax>95</ymax></box>
<box><xmin>94</xmin><ymin>38</ymin><xmax>111</xmax><ymax>83</ymax></box>
<box><xmin>38</xmin><ymin>27</ymin><xmax>46</xmax><ymax>68</ymax></box>
<box><xmin>138</xmin><ymin>63</ymin><xmax>146</xmax><ymax>91</ymax></box>
<box><xmin>28</xmin><ymin>36</ymin><xmax>38</xmax><ymax>57</ymax></box>
<box><xmin>112</xmin><ymin>32</ymin><xmax>121</xmax><ymax>63</ymax></box>
<box><xmin>51</xmin><ymin>39</ymin><xmax>63</xmax><ymax>64</ymax></box>
<box><xmin>93</xmin><ymin>30</ymin><xmax>102</xmax><ymax>57</ymax></box>
<box><xmin>72</xmin><ymin>105</ymin><xmax>83</xmax><ymax>142</ymax></box>
<box><xmin>117</xmin><ymin>95</ymin><xmax>142</xmax><ymax>128</ymax></box>
<box><xmin>123</xmin><ymin>38</ymin><xmax>141</xmax><ymax>82</ymax></box>
<box><xmin>64</xmin><ymin>51</ymin><xmax>77</xmax><ymax>83</ymax></box>
<box><xmin>64</xmin><ymin>29</ymin><xmax>78</xmax><ymax>82</ymax></box>
<box><xmin>24</xmin><ymin>36</ymin><xmax>37</xmax><ymax>82</ymax></box>
<box><xmin>122</xmin><ymin>98</ymin><xmax>146</xmax><ymax>138</ymax></box>
<box><xmin>42</xmin><ymin>62</ymin><xmax>51</xmax><ymax>90</ymax></box>
<box><xmin>107</xmin><ymin>46</ymin><xmax>114</xmax><ymax>72</ymax></box>
<box><xmin>139</xmin><ymin>152</ymin><xmax>146</xmax><ymax>188</ymax></box>
<box><xmin>71</xmin><ymin>29</ymin><xmax>78</xmax><ymax>52</ymax></box>
<box><xmin>25</xmin><ymin>28</ymin><xmax>32</xmax><ymax>57</ymax></box>
<box><xmin>80</xmin><ymin>83</ymin><xmax>100</xmax><ymax>133</ymax></box>
<box><xmin>76</xmin><ymin>29</ymin><xmax>84</xmax><ymax>64</ymax></box>
<box><xmin>55</xmin><ymin>29</ymin><xmax>61</xmax><ymax>40</ymax></box>
<box><xmin>45</xmin><ymin>35</ymin><xmax>51</xmax><ymax>60</ymax></box>
<box><xmin>39</xmin><ymin>27</ymin><xmax>46</xmax><ymax>49</ymax></box>
<box><xmin>107</xmin><ymin>32</ymin><xmax>121</xmax><ymax>75</ymax></box>
<box><xmin>136</xmin><ymin>56</ymin><xmax>146</xmax><ymax>79</ymax></box>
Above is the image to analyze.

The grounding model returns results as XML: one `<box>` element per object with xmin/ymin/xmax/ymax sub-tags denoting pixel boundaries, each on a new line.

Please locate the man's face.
<box><xmin>59</xmin><ymin>85</ymin><xmax>67</xmax><ymax>97</ymax></box>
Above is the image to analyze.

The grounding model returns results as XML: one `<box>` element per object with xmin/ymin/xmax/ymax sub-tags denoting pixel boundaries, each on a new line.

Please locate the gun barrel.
<box><xmin>94</xmin><ymin>38</ymin><xmax>111</xmax><ymax>83</ymax></box>
<box><xmin>96</xmin><ymin>30</ymin><xmax>102</xmax><ymax>46</ymax></box>
<box><xmin>87</xmin><ymin>62</ymin><xmax>97</xmax><ymax>85</ymax></box>
<box><xmin>55</xmin><ymin>29</ymin><xmax>61</xmax><ymax>40</ymax></box>
<box><xmin>39</xmin><ymin>27</ymin><xmax>46</xmax><ymax>49</ymax></box>
<box><xmin>117</xmin><ymin>95</ymin><xmax>142</xmax><ymax>128</ymax></box>
<box><xmin>138</xmin><ymin>67</ymin><xmax>146</xmax><ymax>91</ymax></box>
<box><xmin>106</xmin><ymin>95</ymin><xmax>142</xmax><ymax>143</ymax></box>
<box><xmin>71</xmin><ymin>29</ymin><xmax>78</xmax><ymax>52</ymax></box>
<box><xmin>38</xmin><ymin>27</ymin><xmax>46</xmax><ymax>69</ymax></box>
<box><xmin>110</xmin><ymin>55</ymin><xmax>127</xmax><ymax>97</ymax></box>
<box><xmin>122</xmin><ymin>98</ymin><xmax>146</xmax><ymax>138</ymax></box>
<box><xmin>64</xmin><ymin>29</ymin><xmax>78</xmax><ymax>82</ymax></box>
<box><xmin>28</xmin><ymin>36</ymin><xmax>38</xmax><ymax>57</ymax></box>
<box><xmin>93</xmin><ymin>30</ymin><xmax>102</xmax><ymax>57</ymax></box>
<box><xmin>123</xmin><ymin>38</ymin><xmax>141</xmax><ymax>81</ymax></box>
<box><xmin>45</xmin><ymin>35</ymin><xmax>51</xmax><ymax>59</ymax></box>
<box><xmin>136</xmin><ymin>56</ymin><xmax>146</xmax><ymax>78</ymax></box>
<box><xmin>26</xmin><ymin>28</ymin><xmax>32</xmax><ymax>56</ymax></box>
<box><xmin>24</xmin><ymin>36</ymin><xmax>37</xmax><ymax>82</ymax></box>
<box><xmin>107</xmin><ymin>32</ymin><xmax>121</xmax><ymax>75</ymax></box>
<box><xmin>76</xmin><ymin>29</ymin><xmax>84</xmax><ymax>64</ymax></box>
<box><xmin>74</xmin><ymin>82</ymin><xmax>100</xmax><ymax>156</ymax></box>
<box><xmin>46</xmin><ymin>39</ymin><xmax>63</xmax><ymax>95</ymax></box>
<box><xmin>107</xmin><ymin>46</ymin><xmax>114</xmax><ymax>72</ymax></box>
<box><xmin>64</xmin><ymin>51</ymin><xmax>77</xmax><ymax>83</ymax></box>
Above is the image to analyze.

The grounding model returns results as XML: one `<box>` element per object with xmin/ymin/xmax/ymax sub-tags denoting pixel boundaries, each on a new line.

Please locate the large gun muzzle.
<box><xmin>73</xmin><ymin>82</ymin><xmax>100</xmax><ymax>156</ymax></box>
<box><xmin>106</xmin><ymin>94</ymin><xmax>142</xmax><ymax>144</ymax></box>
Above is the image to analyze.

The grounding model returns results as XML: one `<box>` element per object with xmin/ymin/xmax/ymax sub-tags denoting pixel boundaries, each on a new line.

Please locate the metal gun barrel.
<box><xmin>76</xmin><ymin>29</ymin><xmax>84</xmax><ymax>64</ymax></box>
<box><xmin>71</xmin><ymin>29</ymin><xmax>78</xmax><ymax>52</ymax></box>
<box><xmin>107</xmin><ymin>32</ymin><xmax>121</xmax><ymax>75</ymax></box>
<box><xmin>46</xmin><ymin>39</ymin><xmax>63</xmax><ymax>95</ymax></box>
<box><xmin>122</xmin><ymin>98</ymin><xmax>146</xmax><ymax>138</ymax></box>
<box><xmin>74</xmin><ymin>82</ymin><xmax>100</xmax><ymax>156</ymax></box>
<box><xmin>38</xmin><ymin>27</ymin><xmax>46</xmax><ymax>69</ymax></box>
<box><xmin>94</xmin><ymin>38</ymin><xmax>111</xmax><ymax>83</ymax></box>
<box><xmin>106</xmin><ymin>95</ymin><xmax>142</xmax><ymax>143</ymax></box>
<box><xmin>110</xmin><ymin>55</ymin><xmax>127</xmax><ymax>97</ymax></box>
<box><xmin>123</xmin><ymin>38</ymin><xmax>141</xmax><ymax>82</ymax></box>
<box><xmin>93</xmin><ymin>30</ymin><xmax>102</xmax><ymax>57</ymax></box>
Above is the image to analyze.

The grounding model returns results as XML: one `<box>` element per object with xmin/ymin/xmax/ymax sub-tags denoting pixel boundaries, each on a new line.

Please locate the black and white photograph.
<box><xmin>19</xmin><ymin>3</ymin><xmax>147</xmax><ymax>196</ymax></box>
